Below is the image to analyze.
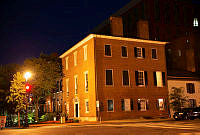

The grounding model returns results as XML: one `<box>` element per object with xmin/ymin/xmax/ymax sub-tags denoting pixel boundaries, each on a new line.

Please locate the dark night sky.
<box><xmin>0</xmin><ymin>0</ymin><xmax>131</xmax><ymax>64</ymax></box>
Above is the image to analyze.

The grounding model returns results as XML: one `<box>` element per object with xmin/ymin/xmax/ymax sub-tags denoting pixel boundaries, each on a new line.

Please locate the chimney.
<box><xmin>137</xmin><ymin>20</ymin><xmax>149</xmax><ymax>39</ymax></box>
<box><xmin>110</xmin><ymin>16</ymin><xmax>123</xmax><ymax>37</ymax></box>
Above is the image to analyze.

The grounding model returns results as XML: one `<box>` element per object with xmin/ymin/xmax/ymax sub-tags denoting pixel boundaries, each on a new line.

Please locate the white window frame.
<box><xmin>74</xmin><ymin>51</ymin><xmax>77</xmax><ymax>66</ymax></box>
<box><xmin>151</xmin><ymin>48</ymin><xmax>158</xmax><ymax>60</ymax></box>
<box><xmin>122</xmin><ymin>70</ymin><xmax>130</xmax><ymax>86</ymax></box>
<box><xmin>136</xmin><ymin>47</ymin><xmax>143</xmax><ymax>58</ymax></box>
<box><xmin>84</xmin><ymin>71</ymin><xmax>88</xmax><ymax>92</ymax></box>
<box><xmin>66</xmin><ymin>102</ymin><xmax>69</xmax><ymax>114</ymax></box>
<box><xmin>65</xmin><ymin>57</ymin><xmax>68</xmax><ymax>70</ymax></box>
<box><xmin>66</xmin><ymin>78</ymin><xmax>69</xmax><ymax>96</ymax></box>
<box><xmin>137</xmin><ymin>71</ymin><xmax>145</xmax><ymax>86</ymax></box>
<box><xmin>74</xmin><ymin>75</ymin><xmax>78</xmax><ymax>95</ymax></box>
<box><xmin>107</xmin><ymin>99</ymin><xmax>114</xmax><ymax>112</ymax></box>
<box><xmin>104</xmin><ymin>44</ymin><xmax>112</xmax><ymax>57</ymax></box>
<box><xmin>158</xmin><ymin>99</ymin><xmax>164</xmax><ymax>111</ymax></box>
<box><xmin>83</xmin><ymin>45</ymin><xmax>88</xmax><ymax>61</ymax></box>
<box><xmin>105</xmin><ymin>69</ymin><xmax>113</xmax><ymax>86</ymax></box>
<box><xmin>85</xmin><ymin>99</ymin><xmax>89</xmax><ymax>113</ymax></box>
<box><xmin>121</xmin><ymin>46</ymin><xmax>128</xmax><ymax>58</ymax></box>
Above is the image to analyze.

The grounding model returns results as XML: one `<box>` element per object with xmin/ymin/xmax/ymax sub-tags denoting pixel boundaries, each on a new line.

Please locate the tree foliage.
<box><xmin>7</xmin><ymin>72</ymin><xmax>26</xmax><ymax>112</ymax></box>
<box><xmin>169</xmin><ymin>87</ymin><xmax>188</xmax><ymax>112</ymax></box>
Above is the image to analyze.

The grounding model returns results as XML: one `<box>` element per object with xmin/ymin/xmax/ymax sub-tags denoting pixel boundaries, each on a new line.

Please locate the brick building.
<box><xmin>60</xmin><ymin>34</ymin><xmax>168</xmax><ymax>121</ymax></box>
<box><xmin>92</xmin><ymin>0</ymin><xmax>200</xmax><ymax>73</ymax></box>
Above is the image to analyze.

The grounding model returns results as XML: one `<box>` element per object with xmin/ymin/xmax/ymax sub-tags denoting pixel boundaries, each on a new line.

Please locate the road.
<box><xmin>1</xmin><ymin>119</ymin><xmax>200</xmax><ymax>135</ymax></box>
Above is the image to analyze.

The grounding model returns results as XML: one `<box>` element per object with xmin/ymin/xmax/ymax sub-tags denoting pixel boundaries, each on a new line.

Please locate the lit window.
<box><xmin>108</xmin><ymin>100</ymin><xmax>114</xmax><ymax>111</ymax></box>
<box><xmin>158</xmin><ymin>99</ymin><xmax>164</xmax><ymax>111</ymax></box>
<box><xmin>121</xmin><ymin>99</ymin><xmax>132</xmax><ymax>111</ymax></box>
<box><xmin>134</xmin><ymin>47</ymin><xmax>145</xmax><ymax>58</ymax></box>
<box><xmin>84</xmin><ymin>71</ymin><xmax>88</xmax><ymax>92</ymax></box>
<box><xmin>74</xmin><ymin>75</ymin><xmax>78</xmax><ymax>94</ymax></box>
<box><xmin>85</xmin><ymin>100</ymin><xmax>89</xmax><ymax>113</ymax></box>
<box><xmin>105</xmin><ymin>45</ymin><xmax>111</xmax><ymax>56</ymax></box>
<box><xmin>67</xmin><ymin>103</ymin><xmax>69</xmax><ymax>114</ymax></box>
<box><xmin>66</xmin><ymin>78</ymin><xmax>69</xmax><ymax>96</ymax></box>
<box><xmin>193</xmin><ymin>18</ymin><xmax>198</xmax><ymax>27</ymax></box>
<box><xmin>138</xmin><ymin>99</ymin><xmax>149</xmax><ymax>111</ymax></box>
<box><xmin>83</xmin><ymin>45</ymin><xmax>88</xmax><ymax>61</ymax></box>
<box><xmin>106</xmin><ymin>69</ymin><xmax>113</xmax><ymax>86</ymax></box>
<box><xmin>65</xmin><ymin>57</ymin><xmax>68</xmax><ymax>70</ymax></box>
<box><xmin>178</xmin><ymin>50</ymin><xmax>181</xmax><ymax>56</ymax></box>
<box><xmin>153</xmin><ymin>71</ymin><xmax>165</xmax><ymax>87</ymax></box>
<box><xmin>121</xmin><ymin>46</ymin><xmax>128</xmax><ymax>57</ymax></box>
<box><xmin>74</xmin><ymin>51</ymin><xmax>77</xmax><ymax>66</ymax></box>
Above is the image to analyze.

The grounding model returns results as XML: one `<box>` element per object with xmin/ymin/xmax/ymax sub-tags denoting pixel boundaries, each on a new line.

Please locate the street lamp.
<box><xmin>24</xmin><ymin>72</ymin><xmax>32</xmax><ymax>127</ymax></box>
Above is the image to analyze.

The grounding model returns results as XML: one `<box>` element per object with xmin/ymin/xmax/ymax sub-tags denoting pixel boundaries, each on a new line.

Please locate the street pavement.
<box><xmin>1</xmin><ymin>119</ymin><xmax>200</xmax><ymax>135</ymax></box>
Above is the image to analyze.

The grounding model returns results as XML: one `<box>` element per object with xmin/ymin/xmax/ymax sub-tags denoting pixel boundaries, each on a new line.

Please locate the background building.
<box><xmin>60</xmin><ymin>34</ymin><xmax>168</xmax><ymax>121</ymax></box>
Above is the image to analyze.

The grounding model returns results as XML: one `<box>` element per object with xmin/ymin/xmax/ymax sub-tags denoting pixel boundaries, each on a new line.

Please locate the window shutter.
<box><xmin>153</xmin><ymin>72</ymin><xmax>157</xmax><ymax>86</ymax></box>
<box><xmin>162</xmin><ymin>72</ymin><xmax>166</xmax><ymax>86</ymax></box>
<box><xmin>131</xmin><ymin>99</ymin><xmax>134</xmax><ymax>111</ymax></box>
<box><xmin>146</xmin><ymin>100</ymin><xmax>149</xmax><ymax>110</ymax></box>
<box><xmin>144</xmin><ymin>71</ymin><xmax>148</xmax><ymax>86</ymax></box>
<box><xmin>142</xmin><ymin>48</ymin><xmax>145</xmax><ymax>58</ymax></box>
<box><xmin>135</xmin><ymin>71</ymin><xmax>138</xmax><ymax>86</ymax></box>
<box><xmin>137</xmin><ymin>101</ymin><xmax>141</xmax><ymax>111</ymax></box>
<box><xmin>134</xmin><ymin>47</ymin><xmax>137</xmax><ymax>57</ymax></box>
<box><xmin>121</xmin><ymin>99</ymin><xmax>125</xmax><ymax>111</ymax></box>
<box><xmin>156</xmin><ymin>100</ymin><xmax>159</xmax><ymax>110</ymax></box>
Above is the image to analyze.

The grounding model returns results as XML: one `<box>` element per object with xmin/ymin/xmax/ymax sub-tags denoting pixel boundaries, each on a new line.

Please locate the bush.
<box><xmin>39</xmin><ymin>112</ymin><xmax>57</xmax><ymax>122</ymax></box>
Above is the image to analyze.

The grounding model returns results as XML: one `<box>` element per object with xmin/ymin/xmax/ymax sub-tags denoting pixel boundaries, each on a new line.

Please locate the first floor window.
<box><xmin>186</xmin><ymin>83</ymin><xmax>195</xmax><ymax>94</ymax></box>
<box><xmin>123</xmin><ymin>70</ymin><xmax>129</xmax><ymax>86</ymax></box>
<box><xmin>108</xmin><ymin>100</ymin><xmax>114</xmax><ymax>111</ymax></box>
<box><xmin>106</xmin><ymin>69</ymin><xmax>113</xmax><ymax>85</ymax></box>
<box><xmin>74</xmin><ymin>75</ymin><xmax>78</xmax><ymax>94</ymax></box>
<box><xmin>189</xmin><ymin>99</ymin><xmax>196</xmax><ymax>108</ymax></box>
<box><xmin>193</xmin><ymin>18</ymin><xmax>198</xmax><ymax>27</ymax></box>
<box><xmin>138</xmin><ymin>99</ymin><xmax>149</xmax><ymax>111</ymax></box>
<box><xmin>157</xmin><ymin>99</ymin><xmax>164</xmax><ymax>111</ymax></box>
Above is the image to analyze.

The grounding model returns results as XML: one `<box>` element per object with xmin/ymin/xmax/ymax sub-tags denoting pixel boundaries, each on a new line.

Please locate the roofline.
<box><xmin>168</xmin><ymin>76</ymin><xmax>200</xmax><ymax>81</ymax></box>
<box><xmin>60</xmin><ymin>34</ymin><xmax>168</xmax><ymax>58</ymax></box>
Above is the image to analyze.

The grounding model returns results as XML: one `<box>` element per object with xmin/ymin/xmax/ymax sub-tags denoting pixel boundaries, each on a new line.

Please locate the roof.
<box><xmin>167</xmin><ymin>70</ymin><xmax>200</xmax><ymax>80</ymax></box>
<box><xmin>60</xmin><ymin>34</ymin><xmax>168</xmax><ymax>58</ymax></box>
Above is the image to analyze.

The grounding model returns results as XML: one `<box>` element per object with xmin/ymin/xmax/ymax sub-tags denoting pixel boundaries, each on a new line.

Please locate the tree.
<box><xmin>7</xmin><ymin>72</ymin><xmax>26</xmax><ymax>127</ymax></box>
<box><xmin>23</xmin><ymin>53</ymin><xmax>63</xmax><ymax>122</ymax></box>
<box><xmin>169</xmin><ymin>87</ymin><xmax>188</xmax><ymax>112</ymax></box>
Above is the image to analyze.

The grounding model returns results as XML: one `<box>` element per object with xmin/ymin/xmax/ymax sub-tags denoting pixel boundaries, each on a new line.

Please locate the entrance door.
<box><xmin>75</xmin><ymin>103</ymin><xmax>79</xmax><ymax>118</ymax></box>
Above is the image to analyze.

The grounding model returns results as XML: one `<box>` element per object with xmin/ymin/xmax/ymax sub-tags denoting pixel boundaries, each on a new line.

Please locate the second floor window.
<box><xmin>105</xmin><ymin>45</ymin><xmax>111</xmax><ymax>56</ymax></box>
<box><xmin>106</xmin><ymin>69</ymin><xmax>113</xmax><ymax>86</ymax></box>
<box><xmin>83</xmin><ymin>45</ymin><xmax>88</xmax><ymax>61</ymax></box>
<box><xmin>122</xmin><ymin>70</ymin><xmax>129</xmax><ymax>86</ymax></box>
<box><xmin>135</xmin><ymin>71</ymin><xmax>148</xmax><ymax>86</ymax></box>
<box><xmin>121</xmin><ymin>46</ymin><xmax>128</xmax><ymax>57</ymax></box>
<box><xmin>134</xmin><ymin>47</ymin><xmax>145</xmax><ymax>58</ymax></box>
<box><xmin>186</xmin><ymin>83</ymin><xmax>195</xmax><ymax>94</ymax></box>
<box><xmin>74</xmin><ymin>75</ymin><xmax>78</xmax><ymax>94</ymax></box>
<box><xmin>153</xmin><ymin>71</ymin><xmax>165</xmax><ymax>87</ymax></box>
<box><xmin>84</xmin><ymin>71</ymin><xmax>88</xmax><ymax>92</ymax></box>
<box><xmin>66</xmin><ymin>78</ymin><xmax>69</xmax><ymax>96</ymax></box>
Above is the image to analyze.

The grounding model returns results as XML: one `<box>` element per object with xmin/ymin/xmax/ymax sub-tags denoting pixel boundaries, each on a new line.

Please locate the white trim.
<box><xmin>74</xmin><ymin>51</ymin><xmax>77</xmax><ymax>66</ymax></box>
<box><xmin>74</xmin><ymin>75</ymin><xmax>78</xmax><ymax>95</ymax></box>
<box><xmin>83</xmin><ymin>45</ymin><xmax>88</xmax><ymax>61</ymax></box>
<box><xmin>85</xmin><ymin>99</ymin><xmax>89</xmax><ymax>113</ymax></box>
<box><xmin>151</xmin><ymin>48</ymin><xmax>158</xmax><ymax>60</ymax></box>
<box><xmin>65</xmin><ymin>57</ymin><xmax>69</xmax><ymax>70</ymax></box>
<box><xmin>60</xmin><ymin>34</ymin><xmax>167</xmax><ymax>58</ymax></box>
<box><xmin>105</xmin><ymin>69</ymin><xmax>114</xmax><ymax>86</ymax></box>
<box><xmin>66</xmin><ymin>78</ymin><xmax>69</xmax><ymax>97</ymax></box>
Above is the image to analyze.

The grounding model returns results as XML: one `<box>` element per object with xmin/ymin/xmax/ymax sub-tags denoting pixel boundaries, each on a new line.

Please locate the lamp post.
<box><xmin>24</xmin><ymin>72</ymin><xmax>31</xmax><ymax>127</ymax></box>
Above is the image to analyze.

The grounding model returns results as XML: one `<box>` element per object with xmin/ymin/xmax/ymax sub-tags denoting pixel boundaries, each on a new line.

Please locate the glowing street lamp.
<box><xmin>24</xmin><ymin>72</ymin><xmax>31</xmax><ymax>82</ymax></box>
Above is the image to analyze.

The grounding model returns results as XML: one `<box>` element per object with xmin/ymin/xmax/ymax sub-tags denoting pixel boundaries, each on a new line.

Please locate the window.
<box><xmin>122</xmin><ymin>70</ymin><xmax>129</xmax><ymax>86</ymax></box>
<box><xmin>152</xmin><ymin>49</ymin><xmax>157</xmax><ymax>59</ymax></box>
<box><xmin>134</xmin><ymin>47</ymin><xmax>145</xmax><ymax>58</ymax></box>
<box><xmin>108</xmin><ymin>100</ymin><xmax>114</xmax><ymax>111</ymax></box>
<box><xmin>157</xmin><ymin>99</ymin><xmax>164</xmax><ymax>111</ymax></box>
<box><xmin>178</xmin><ymin>50</ymin><xmax>181</xmax><ymax>57</ymax></box>
<box><xmin>135</xmin><ymin>71</ymin><xmax>148</xmax><ymax>86</ymax></box>
<box><xmin>189</xmin><ymin>99</ymin><xmax>196</xmax><ymax>108</ymax></box>
<box><xmin>83</xmin><ymin>45</ymin><xmax>88</xmax><ymax>61</ymax></box>
<box><xmin>66</xmin><ymin>103</ymin><xmax>69</xmax><ymax>114</ymax></box>
<box><xmin>74</xmin><ymin>75</ymin><xmax>78</xmax><ymax>94</ymax></box>
<box><xmin>186</xmin><ymin>83</ymin><xmax>195</xmax><ymax>94</ymax></box>
<box><xmin>105</xmin><ymin>45</ymin><xmax>111</xmax><ymax>56</ymax></box>
<box><xmin>106</xmin><ymin>69</ymin><xmax>113</xmax><ymax>86</ymax></box>
<box><xmin>121</xmin><ymin>99</ymin><xmax>133</xmax><ymax>111</ymax></box>
<box><xmin>193</xmin><ymin>18</ymin><xmax>198</xmax><ymax>27</ymax></box>
<box><xmin>121</xmin><ymin>46</ymin><xmax>128</xmax><ymax>57</ymax></box>
<box><xmin>138</xmin><ymin>99</ymin><xmax>149</xmax><ymax>111</ymax></box>
<box><xmin>84</xmin><ymin>71</ymin><xmax>88</xmax><ymax>92</ymax></box>
<box><xmin>74</xmin><ymin>51</ymin><xmax>77</xmax><ymax>66</ymax></box>
<box><xmin>85</xmin><ymin>100</ymin><xmax>89</xmax><ymax>113</ymax></box>
<box><xmin>153</xmin><ymin>71</ymin><xmax>165</xmax><ymax>87</ymax></box>
<box><xmin>65</xmin><ymin>57</ymin><xmax>68</xmax><ymax>70</ymax></box>
<box><xmin>66</xmin><ymin>78</ymin><xmax>69</xmax><ymax>96</ymax></box>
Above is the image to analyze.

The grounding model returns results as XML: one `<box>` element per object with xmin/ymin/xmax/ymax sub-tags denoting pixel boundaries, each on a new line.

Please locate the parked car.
<box><xmin>173</xmin><ymin>107</ymin><xmax>200</xmax><ymax>120</ymax></box>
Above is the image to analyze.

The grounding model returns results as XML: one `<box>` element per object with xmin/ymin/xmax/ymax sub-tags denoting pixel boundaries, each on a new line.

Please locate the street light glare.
<box><xmin>24</xmin><ymin>72</ymin><xmax>31</xmax><ymax>81</ymax></box>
